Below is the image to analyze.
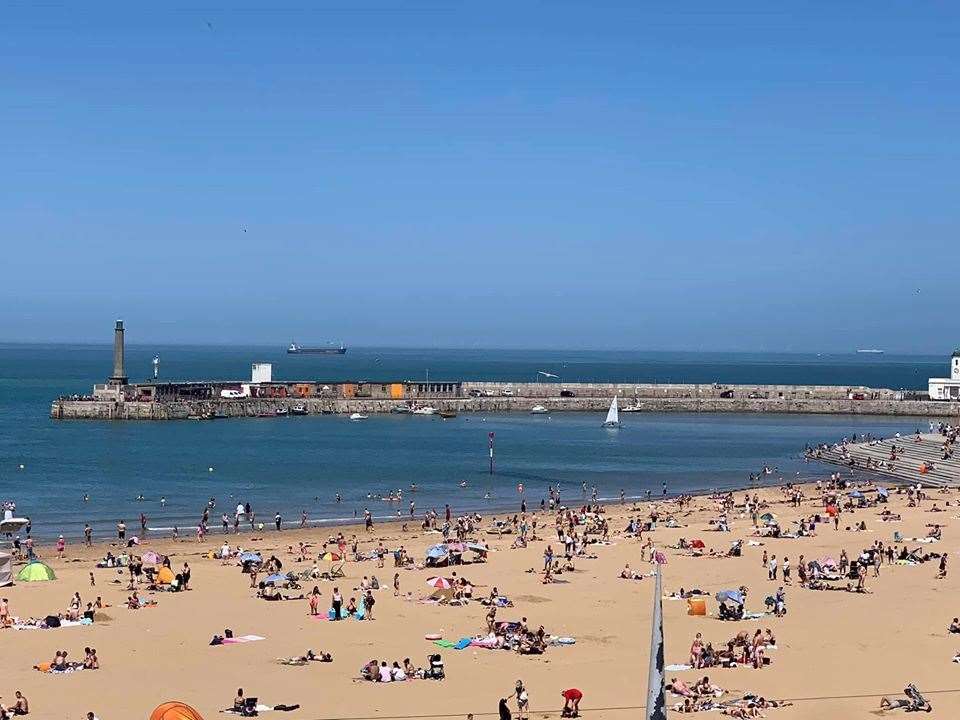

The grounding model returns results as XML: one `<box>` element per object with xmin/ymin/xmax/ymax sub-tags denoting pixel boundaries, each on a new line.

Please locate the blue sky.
<box><xmin>2</xmin><ymin>2</ymin><xmax>958</xmax><ymax>351</ymax></box>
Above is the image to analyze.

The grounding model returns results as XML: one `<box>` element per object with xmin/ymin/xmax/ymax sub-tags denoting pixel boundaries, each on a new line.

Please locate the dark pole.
<box><xmin>488</xmin><ymin>432</ymin><xmax>495</xmax><ymax>475</ymax></box>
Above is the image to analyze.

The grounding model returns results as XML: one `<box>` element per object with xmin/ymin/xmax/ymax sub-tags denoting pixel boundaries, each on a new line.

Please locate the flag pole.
<box><xmin>645</xmin><ymin>563</ymin><xmax>667</xmax><ymax>720</ymax></box>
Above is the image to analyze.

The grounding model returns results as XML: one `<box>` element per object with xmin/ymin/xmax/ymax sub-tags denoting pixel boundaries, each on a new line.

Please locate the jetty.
<box><xmin>812</xmin><ymin>431</ymin><xmax>960</xmax><ymax>488</ymax></box>
<box><xmin>50</xmin><ymin>321</ymin><xmax>960</xmax><ymax>421</ymax></box>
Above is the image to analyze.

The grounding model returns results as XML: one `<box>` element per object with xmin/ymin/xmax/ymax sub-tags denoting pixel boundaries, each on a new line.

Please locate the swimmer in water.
<box><xmin>160</xmin><ymin>497</ymin><xmax>166</xmax><ymax>507</ymax></box>
<box><xmin>410</xmin><ymin>483</ymin><xmax>417</xmax><ymax>492</ymax></box>
<box><xmin>335</xmin><ymin>493</ymin><xmax>341</xmax><ymax>503</ymax></box>
<box><xmin>459</xmin><ymin>481</ymin><xmax>468</xmax><ymax>488</ymax></box>
<box><xmin>136</xmin><ymin>494</ymin><xmax>144</xmax><ymax>501</ymax></box>
<box><xmin>83</xmin><ymin>494</ymin><xmax>89</xmax><ymax>502</ymax></box>
<box><xmin>208</xmin><ymin>497</ymin><xmax>216</xmax><ymax>508</ymax></box>
<box><xmin>484</xmin><ymin>492</ymin><xmax>491</xmax><ymax>500</ymax></box>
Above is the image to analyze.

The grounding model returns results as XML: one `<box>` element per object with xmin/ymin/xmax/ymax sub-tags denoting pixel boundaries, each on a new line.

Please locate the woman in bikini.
<box><xmin>689</xmin><ymin>632</ymin><xmax>704</xmax><ymax>669</ymax></box>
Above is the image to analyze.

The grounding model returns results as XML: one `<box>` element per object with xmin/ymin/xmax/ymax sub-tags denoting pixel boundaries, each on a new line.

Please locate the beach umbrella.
<box><xmin>848</xmin><ymin>490</ymin><xmax>864</xmax><ymax>499</ymax></box>
<box><xmin>690</xmin><ymin>539</ymin><xmax>706</xmax><ymax>549</ymax></box>
<box><xmin>150</xmin><ymin>701</ymin><xmax>205</xmax><ymax>720</ymax></box>
<box><xmin>877</xmin><ymin>487</ymin><xmax>889</xmax><ymax>497</ymax></box>
<box><xmin>238</xmin><ymin>551</ymin><xmax>262</xmax><ymax>563</ymax></box>
<box><xmin>467</xmin><ymin>542</ymin><xmax>489</xmax><ymax>553</ymax></box>
<box><xmin>319</xmin><ymin>551</ymin><xmax>341</xmax><ymax>562</ymax></box>
<box><xmin>759</xmin><ymin>512</ymin><xmax>777</xmax><ymax>524</ymax></box>
<box><xmin>426</xmin><ymin>576</ymin><xmax>453</xmax><ymax>589</ymax></box>
<box><xmin>446</xmin><ymin>542</ymin><xmax>466</xmax><ymax>553</ymax></box>
<box><xmin>16</xmin><ymin>561</ymin><xmax>56</xmax><ymax>582</ymax></box>
<box><xmin>263</xmin><ymin>573</ymin><xmax>288</xmax><ymax>585</ymax></box>
<box><xmin>820</xmin><ymin>557</ymin><xmax>838</xmax><ymax>569</ymax></box>
<box><xmin>715</xmin><ymin>589</ymin><xmax>744</xmax><ymax>605</ymax></box>
<box><xmin>425</xmin><ymin>544</ymin><xmax>448</xmax><ymax>560</ymax></box>
<box><xmin>142</xmin><ymin>550</ymin><xmax>163</xmax><ymax>564</ymax></box>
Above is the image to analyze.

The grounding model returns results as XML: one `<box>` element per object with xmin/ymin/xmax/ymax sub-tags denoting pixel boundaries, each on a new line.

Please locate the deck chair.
<box><xmin>329</xmin><ymin>563</ymin><xmax>345</xmax><ymax>578</ymax></box>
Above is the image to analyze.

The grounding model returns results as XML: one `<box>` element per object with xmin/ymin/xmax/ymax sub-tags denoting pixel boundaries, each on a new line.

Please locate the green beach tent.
<box><xmin>16</xmin><ymin>561</ymin><xmax>56</xmax><ymax>582</ymax></box>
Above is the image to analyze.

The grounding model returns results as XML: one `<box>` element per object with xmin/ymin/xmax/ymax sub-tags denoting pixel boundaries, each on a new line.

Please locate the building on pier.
<box><xmin>928</xmin><ymin>350</ymin><xmax>960</xmax><ymax>401</ymax></box>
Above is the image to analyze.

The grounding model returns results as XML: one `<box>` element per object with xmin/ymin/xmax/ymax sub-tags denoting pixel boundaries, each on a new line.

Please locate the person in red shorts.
<box><xmin>561</xmin><ymin>688</ymin><xmax>583</xmax><ymax>717</ymax></box>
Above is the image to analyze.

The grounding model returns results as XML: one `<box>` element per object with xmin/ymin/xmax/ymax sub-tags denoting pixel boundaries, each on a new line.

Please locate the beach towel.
<box><xmin>433</xmin><ymin>639</ymin><xmax>457</xmax><ymax>648</ymax></box>
<box><xmin>665</xmin><ymin>663</ymin><xmax>692</xmax><ymax>671</ymax></box>
<box><xmin>218</xmin><ymin>634</ymin><xmax>264</xmax><ymax>645</ymax></box>
<box><xmin>326</xmin><ymin>605</ymin><xmax>365</xmax><ymax>620</ymax></box>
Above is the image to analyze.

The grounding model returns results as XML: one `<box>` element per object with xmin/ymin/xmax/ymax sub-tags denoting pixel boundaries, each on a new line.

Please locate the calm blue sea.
<box><xmin>0</xmin><ymin>344</ymin><xmax>949</xmax><ymax>540</ymax></box>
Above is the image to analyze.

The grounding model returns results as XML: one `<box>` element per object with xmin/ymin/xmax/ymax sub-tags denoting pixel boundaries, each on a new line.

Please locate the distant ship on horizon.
<box><xmin>856</xmin><ymin>348</ymin><xmax>885</xmax><ymax>354</ymax></box>
<box><xmin>287</xmin><ymin>342</ymin><xmax>347</xmax><ymax>355</ymax></box>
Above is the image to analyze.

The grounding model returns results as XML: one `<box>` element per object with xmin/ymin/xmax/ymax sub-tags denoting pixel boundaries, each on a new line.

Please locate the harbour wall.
<box><xmin>51</xmin><ymin>381</ymin><xmax>960</xmax><ymax>420</ymax></box>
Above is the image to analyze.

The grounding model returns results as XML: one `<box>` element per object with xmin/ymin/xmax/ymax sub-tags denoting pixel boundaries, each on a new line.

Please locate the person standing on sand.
<box><xmin>393</xmin><ymin>573</ymin><xmax>400</xmax><ymax>596</ymax></box>
<box><xmin>275</xmin><ymin>512</ymin><xmax>282</xmax><ymax>531</ymax></box>
<box><xmin>768</xmin><ymin>554</ymin><xmax>777</xmax><ymax>581</ymax></box>
<box><xmin>498</xmin><ymin>698</ymin><xmax>512</xmax><ymax>720</ymax></box>
<box><xmin>309</xmin><ymin>586</ymin><xmax>320</xmax><ymax>616</ymax></box>
<box><xmin>363</xmin><ymin>589</ymin><xmax>375</xmax><ymax>620</ymax></box>
<box><xmin>332</xmin><ymin>587</ymin><xmax>343</xmax><ymax>619</ymax></box>
<box><xmin>782</xmin><ymin>557</ymin><xmax>790</xmax><ymax>584</ymax></box>
<box><xmin>56</xmin><ymin>534</ymin><xmax>65</xmax><ymax>559</ymax></box>
<box><xmin>938</xmin><ymin>553</ymin><xmax>949</xmax><ymax>579</ymax></box>
<box><xmin>84</xmin><ymin>524</ymin><xmax>92</xmax><ymax>547</ymax></box>
<box><xmin>514</xmin><ymin>680</ymin><xmax>529</xmax><ymax>720</ymax></box>
<box><xmin>117</xmin><ymin>520</ymin><xmax>126</xmax><ymax>542</ymax></box>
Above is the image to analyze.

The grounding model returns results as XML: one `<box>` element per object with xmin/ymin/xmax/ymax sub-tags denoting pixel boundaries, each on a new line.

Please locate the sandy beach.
<box><xmin>3</xmin><ymin>474</ymin><xmax>960</xmax><ymax>720</ymax></box>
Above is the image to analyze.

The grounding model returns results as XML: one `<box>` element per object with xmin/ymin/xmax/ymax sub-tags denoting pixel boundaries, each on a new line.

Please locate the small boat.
<box><xmin>210</xmin><ymin>410</ymin><xmax>229</xmax><ymax>419</ymax></box>
<box><xmin>438</xmin><ymin>410</ymin><xmax>457</xmax><ymax>419</ymax></box>
<box><xmin>1</xmin><ymin>510</ymin><xmax>29</xmax><ymax>535</ymax></box>
<box><xmin>350</xmin><ymin>412</ymin><xmax>368</xmax><ymax>421</ymax></box>
<box><xmin>412</xmin><ymin>406</ymin><xmax>438</xmax><ymax>415</ymax></box>
<box><xmin>290</xmin><ymin>404</ymin><xmax>308</xmax><ymax>415</ymax></box>
<box><xmin>530</xmin><ymin>405</ymin><xmax>549</xmax><ymax>414</ymax></box>
<box><xmin>288</xmin><ymin>342</ymin><xmax>347</xmax><ymax>355</ymax></box>
<box><xmin>621</xmin><ymin>401</ymin><xmax>643</xmax><ymax>413</ymax></box>
<box><xmin>603</xmin><ymin>396</ymin><xmax>621</xmax><ymax>428</ymax></box>
<box><xmin>275</xmin><ymin>407</ymin><xmax>289</xmax><ymax>417</ymax></box>
<box><xmin>391</xmin><ymin>404</ymin><xmax>412</xmax><ymax>414</ymax></box>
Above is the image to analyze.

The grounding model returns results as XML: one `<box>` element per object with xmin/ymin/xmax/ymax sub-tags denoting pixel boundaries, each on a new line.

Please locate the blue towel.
<box><xmin>454</xmin><ymin>638</ymin><xmax>472</xmax><ymax>650</ymax></box>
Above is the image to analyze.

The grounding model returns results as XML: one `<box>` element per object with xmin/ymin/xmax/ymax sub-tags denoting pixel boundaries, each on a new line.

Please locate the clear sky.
<box><xmin>2</xmin><ymin>2</ymin><xmax>958</xmax><ymax>352</ymax></box>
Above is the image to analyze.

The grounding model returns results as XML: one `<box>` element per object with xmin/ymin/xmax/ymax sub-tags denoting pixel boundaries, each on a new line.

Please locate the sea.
<box><xmin>0</xmin><ymin>344</ymin><xmax>951</xmax><ymax>541</ymax></box>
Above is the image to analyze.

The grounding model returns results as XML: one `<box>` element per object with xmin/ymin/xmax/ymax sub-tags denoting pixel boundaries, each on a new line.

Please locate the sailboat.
<box><xmin>603</xmin><ymin>395</ymin><xmax>621</xmax><ymax>428</ymax></box>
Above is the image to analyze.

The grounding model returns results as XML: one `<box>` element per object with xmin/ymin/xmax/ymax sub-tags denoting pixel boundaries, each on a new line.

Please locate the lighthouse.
<box><xmin>108</xmin><ymin>320</ymin><xmax>128</xmax><ymax>386</ymax></box>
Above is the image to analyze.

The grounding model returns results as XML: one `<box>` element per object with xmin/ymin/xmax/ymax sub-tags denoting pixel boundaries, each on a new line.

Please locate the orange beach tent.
<box><xmin>157</xmin><ymin>566</ymin><xmax>175</xmax><ymax>585</ymax></box>
<box><xmin>150</xmin><ymin>701</ymin><xmax>204</xmax><ymax>720</ymax></box>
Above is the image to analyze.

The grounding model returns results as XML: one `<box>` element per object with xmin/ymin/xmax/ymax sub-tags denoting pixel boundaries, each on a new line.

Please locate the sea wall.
<box><xmin>51</xmin><ymin>381</ymin><xmax>960</xmax><ymax>420</ymax></box>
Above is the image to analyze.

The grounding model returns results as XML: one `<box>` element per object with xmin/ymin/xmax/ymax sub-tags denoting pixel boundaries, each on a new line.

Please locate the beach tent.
<box><xmin>0</xmin><ymin>551</ymin><xmax>11</xmax><ymax>586</ymax></box>
<box><xmin>157</xmin><ymin>566</ymin><xmax>175</xmax><ymax>585</ymax></box>
<box><xmin>263</xmin><ymin>573</ymin><xmax>288</xmax><ymax>586</ymax></box>
<box><xmin>150</xmin><ymin>701</ymin><xmax>205</xmax><ymax>720</ymax></box>
<box><xmin>877</xmin><ymin>487</ymin><xmax>889</xmax><ymax>498</ymax></box>
<box><xmin>848</xmin><ymin>490</ymin><xmax>865</xmax><ymax>499</ymax></box>
<box><xmin>319</xmin><ymin>552</ymin><xmax>341</xmax><ymax>562</ymax></box>
<box><xmin>715</xmin><ymin>589</ymin><xmax>745</xmax><ymax>606</ymax></box>
<box><xmin>689</xmin><ymin>539</ymin><xmax>706</xmax><ymax>549</ymax></box>
<box><xmin>687</xmin><ymin>598</ymin><xmax>707</xmax><ymax>616</ymax></box>
<box><xmin>142</xmin><ymin>550</ymin><xmax>163</xmax><ymax>564</ymax></box>
<box><xmin>238</xmin><ymin>551</ymin><xmax>262</xmax><ymax>563</ymax></box>
<box><xmin>16</xmin><ymin>561</ymin><xmax>55</xmax><ymax>582</ymax></box>
<box><xmin>425</xmin><ymin>544</ymin><xmax>448</xmax><ymax>559</ymax></box>
<box><xmin>466</xmin><ymin>542</ymin><xmax>489</xmax><ymax>553</ymax></box>
<box><xmin>759</xmin><ymin>512</ymin><xmax>777</xmax><ymax>525</ymax></box>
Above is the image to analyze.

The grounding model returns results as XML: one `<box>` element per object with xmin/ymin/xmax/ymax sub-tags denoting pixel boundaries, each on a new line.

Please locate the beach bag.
<box><xmin>45</xmin><ymin>615</ymin><xmax>61</xmax><ymax>628</ymax></box>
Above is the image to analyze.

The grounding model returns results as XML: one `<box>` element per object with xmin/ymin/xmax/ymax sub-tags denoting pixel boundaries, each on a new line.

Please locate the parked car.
<box><xmin>560</xmin><ymin>389</ymin><xmax>576</xmax><ymax>398</ymax></box>
<box><xmin>501</xmin><ymin>388</ymin><xmax>515</xmax><ymax>396</ymax></box>
<box><xmin>468</xmin><ymin>389</ymin><xmax>483</xmax><ymax>398</ymax></box>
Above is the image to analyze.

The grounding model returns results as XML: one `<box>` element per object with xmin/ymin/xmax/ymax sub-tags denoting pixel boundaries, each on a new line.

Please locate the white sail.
<box><xmin>604</xmin><ymin>395</ymin><xmax>620</xmax><ymax>426</ymax></box>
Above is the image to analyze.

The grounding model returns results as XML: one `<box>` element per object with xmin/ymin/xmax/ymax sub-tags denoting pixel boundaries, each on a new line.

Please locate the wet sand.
<box><xmin>3</xmin><ymin>479</ymin><xmax>960</xmax><ymax>719</ymax></box>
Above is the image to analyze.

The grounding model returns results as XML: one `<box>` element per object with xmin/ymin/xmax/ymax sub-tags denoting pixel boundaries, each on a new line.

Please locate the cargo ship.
<box><xmin>287</xmin><ymin>342</ymin><xmax>347</xmax><ymax>355</ymax></box>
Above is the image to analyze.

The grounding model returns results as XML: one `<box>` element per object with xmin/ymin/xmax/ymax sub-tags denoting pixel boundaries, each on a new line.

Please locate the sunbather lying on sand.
<box><xmin>277</xmin><ymin>649</ymin><xmax>333</xmax><ymax>665</ymax></box>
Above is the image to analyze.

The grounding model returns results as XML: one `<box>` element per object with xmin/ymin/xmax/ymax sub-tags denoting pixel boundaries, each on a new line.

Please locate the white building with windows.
<box><xmin>928</xmin><ymin>350</ymin><xmax>960</xmax><ymax>400</ymax></box>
